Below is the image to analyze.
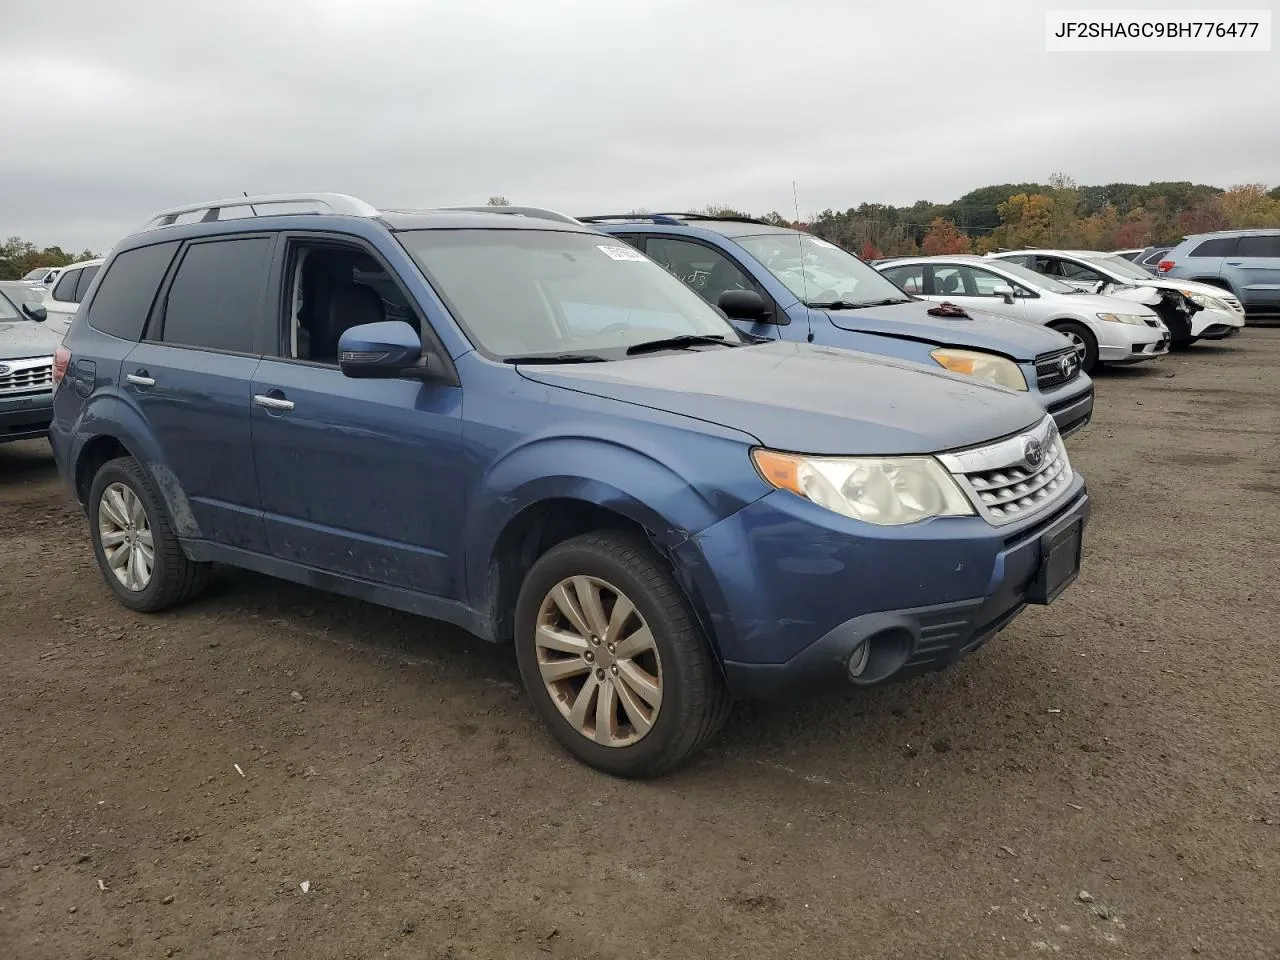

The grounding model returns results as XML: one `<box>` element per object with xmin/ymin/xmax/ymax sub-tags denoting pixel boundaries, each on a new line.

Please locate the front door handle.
<box><xmin>253</xmin><ymin>394</ymin><xmax>295</xmax><ymax>411</ymax></box>
<box><xmin>126</xmin><ymin>373</ymin><xmax>156</xmax><ymax>387</ymax></box>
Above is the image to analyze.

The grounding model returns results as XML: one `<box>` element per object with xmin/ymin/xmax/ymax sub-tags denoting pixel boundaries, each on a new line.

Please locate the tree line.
<box><xmin>9</xmin><ymin>178</ymin><xmax>1278</xmax><ymax>279</ymax></box>
<box><xmin>0</xmin><ymin>237</ymin><xmax>99</xmax><ymax>281</ymax></box>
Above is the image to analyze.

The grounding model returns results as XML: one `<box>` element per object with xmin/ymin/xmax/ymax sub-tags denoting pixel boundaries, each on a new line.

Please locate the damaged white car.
<box><xmin>987</xmin><ymin>250</ymin><xmax>1245</xmax><ymax>348</ymax></box>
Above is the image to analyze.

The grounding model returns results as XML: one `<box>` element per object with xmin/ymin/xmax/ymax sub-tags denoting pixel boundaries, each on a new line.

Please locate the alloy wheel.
<box><xmin>98</xmin><ymin>482</ymin><xmax>154</xmax><ymax>592</ymax></box>
<box><xmin>534</xmin><ymin>576</ymin><xmax>663</xmax><ymax>747</ymax></box>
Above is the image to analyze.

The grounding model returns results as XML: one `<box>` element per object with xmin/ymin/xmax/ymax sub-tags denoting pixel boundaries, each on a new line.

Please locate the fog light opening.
<box><xmin>847</xmin><ymin>627</ymin><xmax>915</xmax><ymax>686</ymax></box>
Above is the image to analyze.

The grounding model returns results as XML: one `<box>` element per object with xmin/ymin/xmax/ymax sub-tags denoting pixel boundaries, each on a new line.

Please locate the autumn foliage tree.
<box><xmin>860</xmin><ymin>239</ymin><xmax>884</xmax><ymax>260</ymax></box>
<box><xmin>920</xmin><ymin>218</ymin><xmax>972</xmax><ymax>255</ymax></box>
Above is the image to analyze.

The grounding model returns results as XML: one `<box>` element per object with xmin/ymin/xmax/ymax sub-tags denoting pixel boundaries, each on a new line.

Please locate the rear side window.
<box><xmin>881</xmin><ymin>264</ymin><xmax>924</xmax><ymax>293</ymax></box>
<box><xmin>51</xmin><ymin>268</ymin><xmax>80</xmax><ymax>303</ymax></box>
<box><xmin>73</xmin><ymin>264</ymin><xmax>100</xmax><ymax>301</ymax></box>
<box><xmin>159</xmin><ymin>237</ymin><xmax>271</xmax><ymax>354</ymax></box>
<box><xmin>87</xmin><ymin>243</ymin><xmax>180</xmax><ymax>341</ymax></box>
<box><xmin>1189</xmin><ymin>237</ymin><xmax>1237</xmax><ymax>257</ymax></box>
<box><xmin>1236</xmin><ymin>235</ymin><xmax>1280</xmax><ymax>257</ymax></box>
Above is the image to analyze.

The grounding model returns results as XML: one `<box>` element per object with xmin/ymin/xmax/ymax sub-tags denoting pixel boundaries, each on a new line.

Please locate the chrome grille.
<box><xmin>939</xmin><ymin>417</ymin><xmax>1074</xmax><ymax>526</ymax></box>
<box><xmin>1034</xmin><ymin>347</ymin><xmax>1080</xmax><ymax>390</ymax></box>
<box><xmin>0</xmin><ymin>357</ymin><xmax>54</xmax><ymax>396</ymax></box>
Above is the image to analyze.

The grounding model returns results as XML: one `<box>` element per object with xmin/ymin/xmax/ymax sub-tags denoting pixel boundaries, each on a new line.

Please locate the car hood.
<box><xmin>820</xmin><ymin>299</ymin><xmax>1068</xmax><ymax>361</ymax></box>
<box><xmin>1106</xmin><ymin>276</ymin><xmax>1242</xmax><ymax>305</ymax></box>
<box><xmin>517</xmin><ymin>340</ymin><xmax>1044</xmax><ymax>456</ymax></box>
<box><xmin>0</xmin><ymin>320</ymin><xmax>62</xmax><ymax>359</ymax></box>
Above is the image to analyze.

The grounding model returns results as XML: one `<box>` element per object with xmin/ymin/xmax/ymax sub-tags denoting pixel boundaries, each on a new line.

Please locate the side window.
<box><xmin>283</xmin><ymin>241</ymin><xmax>420</xmax><ymax>364</ymax></box>
<box><xmin>645</xmin><ymin>237</ymin><xmax>754</xmax><ymax>307</ymax></box>
<box><xmin>1057</xmin><ymin>259</ymin><xmax>1105</xmax><ymax>283</ymax></box>
<box><xmin>970</xmin><ymin>268</ymin><xmax>1013</xmax><ymax>295</ymax></box>
<box><xmin>1000</xmin><ymin>255</ymin><xmax>1031</xmax><ymax>268</ymax></box>
<box><xmin>73</xmin><ymin>264</ymin><xmax>100</xmax><ymax>302</ymax></box>
<box><xmin>932</xmin><ymin>266</ymin><xmax>974</xmax><ymax>296</ymax></box>
<box><xmin>51</xmin><ymin>268</ymin><xmax>80</xmax><ymax>303</ymax></box>
<box><xmin>159</xmin><ymin>238</ymin><xmax>271</xmax><ymax>353</ymax></box>
<box><xmin>1237</xmin><ymin>235</ymin><xmax>1280</xmax><ymax>257</ymax></box>
<box><xmin>881</xmin><ymin>265</ymin><xmax>924</xmax><ymax>294</ymax></box>
<box><xmin>86</xmin><ymin>242</ymin><xmax>180</xmax><ymax>341</ymax></box>
<box><xmin>1190</xmin><ymin>237</ymin><xmax>1237</xmax><ymax>257</ymax></box>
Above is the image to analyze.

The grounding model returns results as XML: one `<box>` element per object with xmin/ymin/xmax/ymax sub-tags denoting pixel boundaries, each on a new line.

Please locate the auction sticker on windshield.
<box><xmin>598</xmin><ymin>244</ymin><xmax>648</xmax><ymax>262</ymax></box>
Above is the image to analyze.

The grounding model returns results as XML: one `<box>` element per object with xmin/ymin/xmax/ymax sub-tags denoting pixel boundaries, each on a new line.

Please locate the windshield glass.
<box><xmin>0</xmin><ymin>291</ymin><xmax>20</xmax><ymax>320</ymax></box>
<box><xmin>20</xmin><ymin>267</ymin><xmax>51</xmax><ymax>282</ymax></box>
<box><xmin>1086</xmin><ymin>254</ymin><xmax>1156</xmax><ymax>282</ymax></box>
<box><xmin>735</xmin><ymin>233</ymin><xmax>909</xmax><ymax>305</ymax></box>
<box><xmin>0</xmin><ymin>283</ymin><xmax>44</xmax><ymax>309</ymax></box>
<box><xmin>399</xmin><ymin>229</ymin><xmax>740</xmax><ymax>358</ymax></box>
<box><xmin>995</xmin><ymin>259</ymin><xmax>1079</xmax><ymax>294</ymax></box>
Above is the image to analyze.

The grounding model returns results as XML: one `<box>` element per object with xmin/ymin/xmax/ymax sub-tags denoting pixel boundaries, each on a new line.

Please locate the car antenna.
<box><xmin>792</xmin><ymin>181</ymin><xmax>814</xmax><ymax>341</ymax></box>
<box><xmin>243</xmin><ymin>190</ymin><xmax>258</xmax><ymax>216</ymax></box>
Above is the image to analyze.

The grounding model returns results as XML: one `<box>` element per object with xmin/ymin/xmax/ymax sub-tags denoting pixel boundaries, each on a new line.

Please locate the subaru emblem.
<box><xmin>0</xmin><ymin>364</ymin><xmax>9</xmax><ymax>377</ymax></box>
<box><xmin>1022</xmin><ymin>437</ymin><xmax>1044</xmax><ymax>471</ymax></box>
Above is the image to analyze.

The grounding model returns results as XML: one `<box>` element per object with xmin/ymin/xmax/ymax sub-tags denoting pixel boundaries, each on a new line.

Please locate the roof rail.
<box><xmin>438</xmin><ymin>205</ymin><xmax>581</xmax><ymax>225</ymax></box>
<box><xmin>141</xmin><ymin>193</ymin><xmax>380</xmax><ymax>230</ymax></box>
<box><xmin>577</xmin><ymin>214</ymin><xmax>684</xmax><ymax>225</ymax></box>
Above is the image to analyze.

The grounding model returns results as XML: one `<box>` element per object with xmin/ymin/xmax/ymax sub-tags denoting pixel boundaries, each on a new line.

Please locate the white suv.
<box><xmin>877</xmin><ymin>256</ymin><xmax>1168</xmax><ymax>374</ymax></box>
<box><xmin>43</xmin><ymin>259</ymin><xmax>104</xmax><ymax>336</ymax></box>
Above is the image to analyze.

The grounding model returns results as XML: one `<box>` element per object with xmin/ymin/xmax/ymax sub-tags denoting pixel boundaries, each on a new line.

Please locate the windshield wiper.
<box><xmin>503</xmin><ymin>353</ymin><xmax>607</xmax><ymax>364</ymax></box>
<box><xmin>624</xmin><ymin>334</ymin><xmax>737</xmax><ymax>356</ymax></box>
<box><xmin>808</xmin><ymin>298</ymin><xmax>912</xmax><ymax>309</ymax></box>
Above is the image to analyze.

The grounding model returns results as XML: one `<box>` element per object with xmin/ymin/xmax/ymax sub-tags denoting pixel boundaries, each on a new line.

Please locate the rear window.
<box><xmin>1236</xmin><ymin>235</ymin><xmax>1280</xmax><ymax>258</ymax></box>
<box><xmin>86</xmin><ymin>243</ymin><xmax>179</xmax><ymax>341</ymax></box>
<box><xmin>74</xmin><ymin>264</ymin><xmax>100</xmax><ymax>301</ymax></box>
<box><xmin>1189</xmin><ymin>237</ymin><xmax>1237</xmax><ymax>258</ymax></box>
<box><xmin>157</xmin><ymin>237</ymin><xmax>271</xmax><ymax>354</ymax></box>
<box><xmin>52</xmin><ymin>268</ymin><xmax>80</xmax><ymax>303</ymax></box>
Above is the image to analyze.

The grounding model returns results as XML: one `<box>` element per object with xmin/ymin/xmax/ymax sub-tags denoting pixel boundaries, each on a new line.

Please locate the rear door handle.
<box><xmin>253</xmin><ymin>394</ymin><xmax>295</xmax><ymax>411</ymax></box>
<box><xmin>126</xmin><ymin>373</ymin><xmax>156</xmax><ymax>387</ymax></box>
<box><xmin>1225</xmin><ymin>261</ymin><xmax>1243</xmax><ymax>266</ymax></box>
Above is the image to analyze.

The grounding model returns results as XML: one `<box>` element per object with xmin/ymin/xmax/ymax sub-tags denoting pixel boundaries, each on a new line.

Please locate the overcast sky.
<box><xmin>2</xmin><ymin>0</ymin><xmax>1275</xmax><ymax>252</ymax></box>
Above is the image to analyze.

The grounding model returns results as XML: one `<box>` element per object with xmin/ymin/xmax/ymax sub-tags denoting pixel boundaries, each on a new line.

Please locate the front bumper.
<box><xmin>1094</xmin><ymin>318</ymin><xmax>1168</xmax><ymax>363</ymax></box>
<box><xmin>1039</xmin><ymin>379</ymin><xmax>1093</xmax><ymax>438</ymax></box>
<box><xmin>0</xmin><ymin>393</ymin><xmax>54</xmax><ymax>443</ymax></box>
<box><xmin>677</xmin><ymin>478</ymin><xmax>1090</xmax><ymax>700</ymax></box>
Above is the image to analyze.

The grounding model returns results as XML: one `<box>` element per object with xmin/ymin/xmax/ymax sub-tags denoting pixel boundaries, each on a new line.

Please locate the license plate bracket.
<box><xmin>1027</xmin><ymin>518</ymin><xmax>1082</xmax><ymax>605</ymax></box>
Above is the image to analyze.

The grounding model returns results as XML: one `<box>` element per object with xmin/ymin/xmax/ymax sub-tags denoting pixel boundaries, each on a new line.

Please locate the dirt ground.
<box><xmin>2</xmin><ymin>331</ymin><xmax>1278</xmax><ymax>960</ymax></box>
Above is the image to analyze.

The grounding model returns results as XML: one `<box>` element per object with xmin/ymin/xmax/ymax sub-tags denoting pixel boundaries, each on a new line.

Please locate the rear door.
<box><xmin>120</xmin><ymin>234</ymin><xmax>274</xmax><ymax>550</ymax></box>
<box><xmin>1226</xmin><ymin>234</ymin><xmax>1280</xmax><ymax>308</ymax></box>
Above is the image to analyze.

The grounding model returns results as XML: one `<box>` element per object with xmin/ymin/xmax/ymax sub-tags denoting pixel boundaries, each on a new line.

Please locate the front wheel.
<box><xmin>514</xmin><ymin>531</ymin><xmax>730</xmax><ymax>778</ymax></box>
<box><xmin>1052</xmin><ymin>320</ymin><xmax>1099</xmax><ymax>375</ymax></box>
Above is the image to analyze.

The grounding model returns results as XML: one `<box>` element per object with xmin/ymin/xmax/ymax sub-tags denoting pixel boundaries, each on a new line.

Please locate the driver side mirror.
<box><xmin>22</xmin><ymin>302</ymin><xmax>47</xmax><ymax>322</ymax></box>
<box><xmin>1093</xmin><ymin>280</ymin><xmax>1108</xmax><ymax>294</ymax></box>
<box><xmin>338</xmin><ymin>320</ymin><xmax>441</xmax><ymax>381</ymax></box>
<box><xmin>991</xmin><ymin>284</ymin><xmax>1016</xmax><ymax>304</ymax></box>
<box><xmin>717</xmin><ymin>289</ymin><xmax>773</xmax><ymax>323</ymax></box>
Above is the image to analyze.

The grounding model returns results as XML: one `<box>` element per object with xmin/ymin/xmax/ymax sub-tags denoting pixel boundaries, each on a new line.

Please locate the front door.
<box><xmin>1228</xmin><ymin>234</ymin><xmax>1280</xmax><ymax>309</ymax></box>
<box><xmin>250</xmin><ymin>235</ymin><xmax>466</xmax><ymax>599</ymax></box>
<box><xmin>925</xmin><ymin>264</ymin><xmax>1028</xmax><ymax>322</ymax></box>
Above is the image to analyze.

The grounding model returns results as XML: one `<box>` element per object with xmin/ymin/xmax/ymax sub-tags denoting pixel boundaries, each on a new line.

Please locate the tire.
<box><xmin>513</xmin><ymin>531</ymin><xmax>730</xmax><ymax>778</ymax></box>
<box><xmin>1052</xmin><ymin>320</ymin><xmax>1099</xmax><ymax>375</ymax></box>
<box><xmin>88</xmin><ymin>456</ymin><xmax>211</xmax><ymax>612</ymax></box>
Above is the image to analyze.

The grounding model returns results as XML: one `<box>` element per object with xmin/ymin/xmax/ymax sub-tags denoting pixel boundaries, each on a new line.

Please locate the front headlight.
<box><xmin>1096</xmin><ymin>312</ymin><xmax>1149</xmax><ymax>325</ymax></box>
<box><xmin>751</xmin><ymin>449</ymin><xmax>974</xmax><ymax>525</ymax></box>
<box><xmin>930</xmin><ymin>348</ymin><xmax>1028</xmax><ymax>391</ymax></box>
<box><xmin>1187</xmin><ymin>293</ymin><xmax>1231</xmax><ymax>313</ymax></box>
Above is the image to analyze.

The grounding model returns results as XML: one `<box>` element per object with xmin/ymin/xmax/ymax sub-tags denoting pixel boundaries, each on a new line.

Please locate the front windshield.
<box><xmin>995</xmin><ymin>259</ymin><xmax>1080</xmax><ymax>294</ymax></box>
<box><xmin>1086</xmin><ymin>254</ymin><xmax>1156</xmax><ymax>282</ymax></box>
<box><xmin>734</xmin><ymin>233</ymin><xmax>910</xmax><ymax>305</ymax></box>
<box><xmin>399</xmin><ymin>229</ymin><xmax>740</xmax><ymax>358</ymax></box>
<box><xmin>0</xmin><ymin>283</ymin><xmax>44</xmax><ymax>308</ymax></box>
<box><xmin>0</xmin><ymin>292</ymin><xmax>20</xmax><ymax>320</ymax></box>
<box><xmin>20</xmin><ymin>267</ymin><xmax>51</xmax><ymax>282</ymax></box>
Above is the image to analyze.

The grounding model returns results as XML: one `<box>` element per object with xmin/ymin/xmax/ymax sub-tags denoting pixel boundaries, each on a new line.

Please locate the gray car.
<box><xmin>1159</xmin><ymin>229</ymin><xmax>1280</xmax><ymax>316</ymax></box>
<box><xmin>0</xmin><ymin>282</ymin><xmax>60</xmax><ymax>444</ymax></box>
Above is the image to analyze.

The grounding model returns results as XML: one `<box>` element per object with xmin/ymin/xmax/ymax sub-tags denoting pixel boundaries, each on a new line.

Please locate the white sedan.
<box><xmin>986</xmin><ymin>249</ymin><xmax>1245</xmax><ymax>346</ymax></box>
<box><xmin>877</xmin><ymin>255</ymin><xmax>1168</xmax><ymax>374</ymax></box>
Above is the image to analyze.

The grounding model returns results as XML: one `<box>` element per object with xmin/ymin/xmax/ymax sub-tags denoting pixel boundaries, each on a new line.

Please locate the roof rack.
<box><xmin>436</xmin><ymin>205</ymin><xmax>581</xmax><ymax>225</ymax></box>
<box><xmin>142</xmin><ymin>193</ymin><xmax>380</xmax><ymax>230</ymax></box>
<box><xmin>577</xmin><ymin>212</ymin><xmax>776</xmax><ymax>227</ymax></box>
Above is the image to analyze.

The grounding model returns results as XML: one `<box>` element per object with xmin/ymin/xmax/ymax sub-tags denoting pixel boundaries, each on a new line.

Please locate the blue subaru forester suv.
<box><xmin>587</xmin><ymin>214</ymin><xmax>1094</xmax><ymax>438</ymax></box>
<box><xmin>50</xmin><ymin>194</ymin><xmax>1090</xmax><ymax>777</ymax></box>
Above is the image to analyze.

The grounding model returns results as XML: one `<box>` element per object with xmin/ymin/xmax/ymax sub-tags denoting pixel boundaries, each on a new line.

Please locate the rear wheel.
<box><xmin>88</xmin><ymin>457</ymin><xmax>211</xmax><ymax>612</ymax></box>
<box><xmin>1052</xmin><ymin>321</ymin><xmax>1099</xmax><ymax>374</ymax></box>
<box><xmin>514</xmin><ymin>531</ymin><xmax>730</xmax><ymax>778</ymax></box>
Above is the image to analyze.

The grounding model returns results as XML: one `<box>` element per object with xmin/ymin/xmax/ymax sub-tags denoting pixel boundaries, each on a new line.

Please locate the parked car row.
<box><xmin>30</xmin><ymin>193</ymin><xmax>1097</xmax><ymax>778</ymax></box>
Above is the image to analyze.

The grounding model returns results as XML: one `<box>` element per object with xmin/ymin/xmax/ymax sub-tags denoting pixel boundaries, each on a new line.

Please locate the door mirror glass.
<box><xmin>717</xmin><ymin>289</ymin><xmax>772</xmax><ymax>322</ymax></box>
<box><xmin>338</xmin><ymin>321</ymin><xmax>424</xmax><ymax>379</ymax></box>
<box><xmin>21</xmin><ymin>302</ymin><xmax>48</xmax><ymax>322</ymax></box>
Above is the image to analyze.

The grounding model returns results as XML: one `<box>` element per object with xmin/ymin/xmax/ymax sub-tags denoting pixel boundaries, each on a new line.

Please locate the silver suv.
<box><xmin>1158</xmin><ymin>229</ymin><xmax>1280</xmax><ymax>316</ymax></box>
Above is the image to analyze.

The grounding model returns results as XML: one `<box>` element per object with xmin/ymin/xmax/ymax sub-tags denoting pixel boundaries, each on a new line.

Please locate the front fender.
<box><xmin>465</xmin><ymin>431</ymin><xmax>768</xmax><ymax>608</ymax></box>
